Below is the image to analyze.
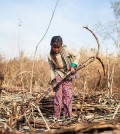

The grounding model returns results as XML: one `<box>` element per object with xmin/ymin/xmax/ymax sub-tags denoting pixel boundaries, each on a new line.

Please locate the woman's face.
<box><xmin>51</xmin><ymin>44</ymin><xmax>62</xmax><ymax>54</ymax></box>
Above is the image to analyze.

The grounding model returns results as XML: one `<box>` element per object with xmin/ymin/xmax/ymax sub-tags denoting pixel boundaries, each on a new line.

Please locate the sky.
<box><xmin>0</xmin><ymin>0</ymin><xmax>116</xmax><ymax>59</ymax></box>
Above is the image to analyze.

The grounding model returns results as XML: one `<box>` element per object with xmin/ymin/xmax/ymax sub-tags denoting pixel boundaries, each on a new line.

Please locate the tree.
<box><xmin>95</xmin><ymin>0</ymin><xmax>120</xmax><ymax>53</ymax></box>
<box><xmin>111</xmin><ymin>0</ymin><xmax>120</xmax><ymax>48</ymax></box>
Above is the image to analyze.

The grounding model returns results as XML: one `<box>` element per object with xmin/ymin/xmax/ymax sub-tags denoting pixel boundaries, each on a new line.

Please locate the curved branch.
<box><xmin>96</xmin><ymin>57</ymin><xmax>106</xmax><ymax>76</ymax></box>
<box><xmin>76</xmin><ymin>26</ymin><xmax>101</xmax><ymax>70</ymax></box>
<box><xmin>83</xmin><ymin>26</ymin><xmax>100</xmax><ymax>57</ymax></box>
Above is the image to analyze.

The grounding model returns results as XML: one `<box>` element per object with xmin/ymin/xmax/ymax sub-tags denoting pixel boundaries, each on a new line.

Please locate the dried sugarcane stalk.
<box><xmin>0</xmin><ymin>74</ymin><xmax>4</xmax><ymax>99</ymax></box>
<box><xmin>113</xmin><ymin>103</ymin><xmax>120</xmax><ymax>119</ymax></box>
<box><xmin>37</xmin><ymin>106</ymin><xmax>50</xmax><ymax>130</ymax></box>
<box><xmin>106</xmin><ymin>54</ymin><xmax>111</xmax><ymax>97</ymax></box>
<box><xmin>83</xmin><ymin>76</ymin><xmax>87</xmax><ymax>104</ymax></box>
<box><xmin>110</xmin><ymin>63</ymin><xmax>115</xmax><ymax>98</ymax></box>
<box><xmin>9</xmin><ymin>102</ymin><xmax>18</xmax><ymax>127</ymax></box>
<box><xmin>79</xmin><ymin>76</ymin><xmax>88</xmax><ymax>122</ymax></box>
<box><xmin>24</xmin><ymin>113</ymin><xmax>36</xmax><ymax>131</ymax></box>
<box><xmin>27</xmin><ymin>102</ymin><xmax>50</xmax><ymax>130</ymax></box>
<box><xmin>17</xmin><ymin>16</ymin><xmax>24</xmax><ymax>89</ymax></box>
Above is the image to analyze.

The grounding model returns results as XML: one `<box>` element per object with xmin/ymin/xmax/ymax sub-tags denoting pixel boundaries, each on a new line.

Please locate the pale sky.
<box><xmin>0</xmin><ymin>0</ymin><xmax>116</xmax><ymax>58</ymax></box>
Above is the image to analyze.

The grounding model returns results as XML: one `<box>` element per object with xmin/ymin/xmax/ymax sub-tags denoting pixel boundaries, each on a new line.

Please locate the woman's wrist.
<box><xmin>71</xmin><ymin>63</ymin><xmax>77</xmax><ymax>68</ymax></box>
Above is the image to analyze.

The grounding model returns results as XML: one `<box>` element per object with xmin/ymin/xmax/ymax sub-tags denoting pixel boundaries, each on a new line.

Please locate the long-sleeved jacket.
<box><xmin>48</xmin><ymin>46</ymin><xmax>80</xmax><ymax>81</ymax></box>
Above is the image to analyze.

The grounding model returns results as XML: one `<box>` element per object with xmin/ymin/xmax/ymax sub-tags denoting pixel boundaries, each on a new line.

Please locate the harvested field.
<box><xmin>0</xmin><ymin>43</ymin><xmax>120</xmax><ymax>134</ymax></box>
<box><xmin>0</xmin><ymin>86</ymin><xmax>119</xmax><ymax>134</ymax></box>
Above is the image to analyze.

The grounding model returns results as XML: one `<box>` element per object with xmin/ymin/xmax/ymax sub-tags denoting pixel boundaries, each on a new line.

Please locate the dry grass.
<box><xmin>0</xmin><ymin>49</ymin><xmax>120</xmax><ymax>96</ymax></box>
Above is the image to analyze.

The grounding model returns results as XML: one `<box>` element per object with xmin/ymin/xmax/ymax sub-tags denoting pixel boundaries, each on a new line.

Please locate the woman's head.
<box><xmin>50</xmin><ymin>36</ymin><xmax>63</xmax><ymax>54</ymax></box>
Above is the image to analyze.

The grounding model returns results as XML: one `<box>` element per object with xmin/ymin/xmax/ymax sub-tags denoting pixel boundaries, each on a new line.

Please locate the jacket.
<box><xmin>48</xmin><ymin>46</ymin><xmax>80</xmax><ymax>81</ymax></box>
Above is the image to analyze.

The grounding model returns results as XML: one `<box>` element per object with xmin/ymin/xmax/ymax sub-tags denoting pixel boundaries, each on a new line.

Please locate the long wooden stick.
<box><xmin>29</xmin><ymin>0</ymin><xmax>60</xmax><ymax>93</ymax></box>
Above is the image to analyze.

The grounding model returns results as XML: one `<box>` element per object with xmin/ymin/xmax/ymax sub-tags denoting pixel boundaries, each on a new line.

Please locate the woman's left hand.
<box><xmin>70</xmin><ymin>67</ymin><xmax>76</xmax><ymax>74</ymax></box>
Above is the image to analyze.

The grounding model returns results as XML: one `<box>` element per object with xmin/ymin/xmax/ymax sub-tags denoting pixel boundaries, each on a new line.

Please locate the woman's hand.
<box><xmin>70</xmin><ymin>67</ymin><xmax>76</xmax><ymax>74</ymax></box>
<box><xmin>71</xmin><ymin>63</ymin><xmax>77</xmax><ymax>74</ymax></box>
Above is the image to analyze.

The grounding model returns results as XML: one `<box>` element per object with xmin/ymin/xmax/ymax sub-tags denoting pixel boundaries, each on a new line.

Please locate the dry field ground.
<box><xmin>0</xmin><ymin>50</ymin><xmax>120</xmax><ymax>134</ymax></box>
